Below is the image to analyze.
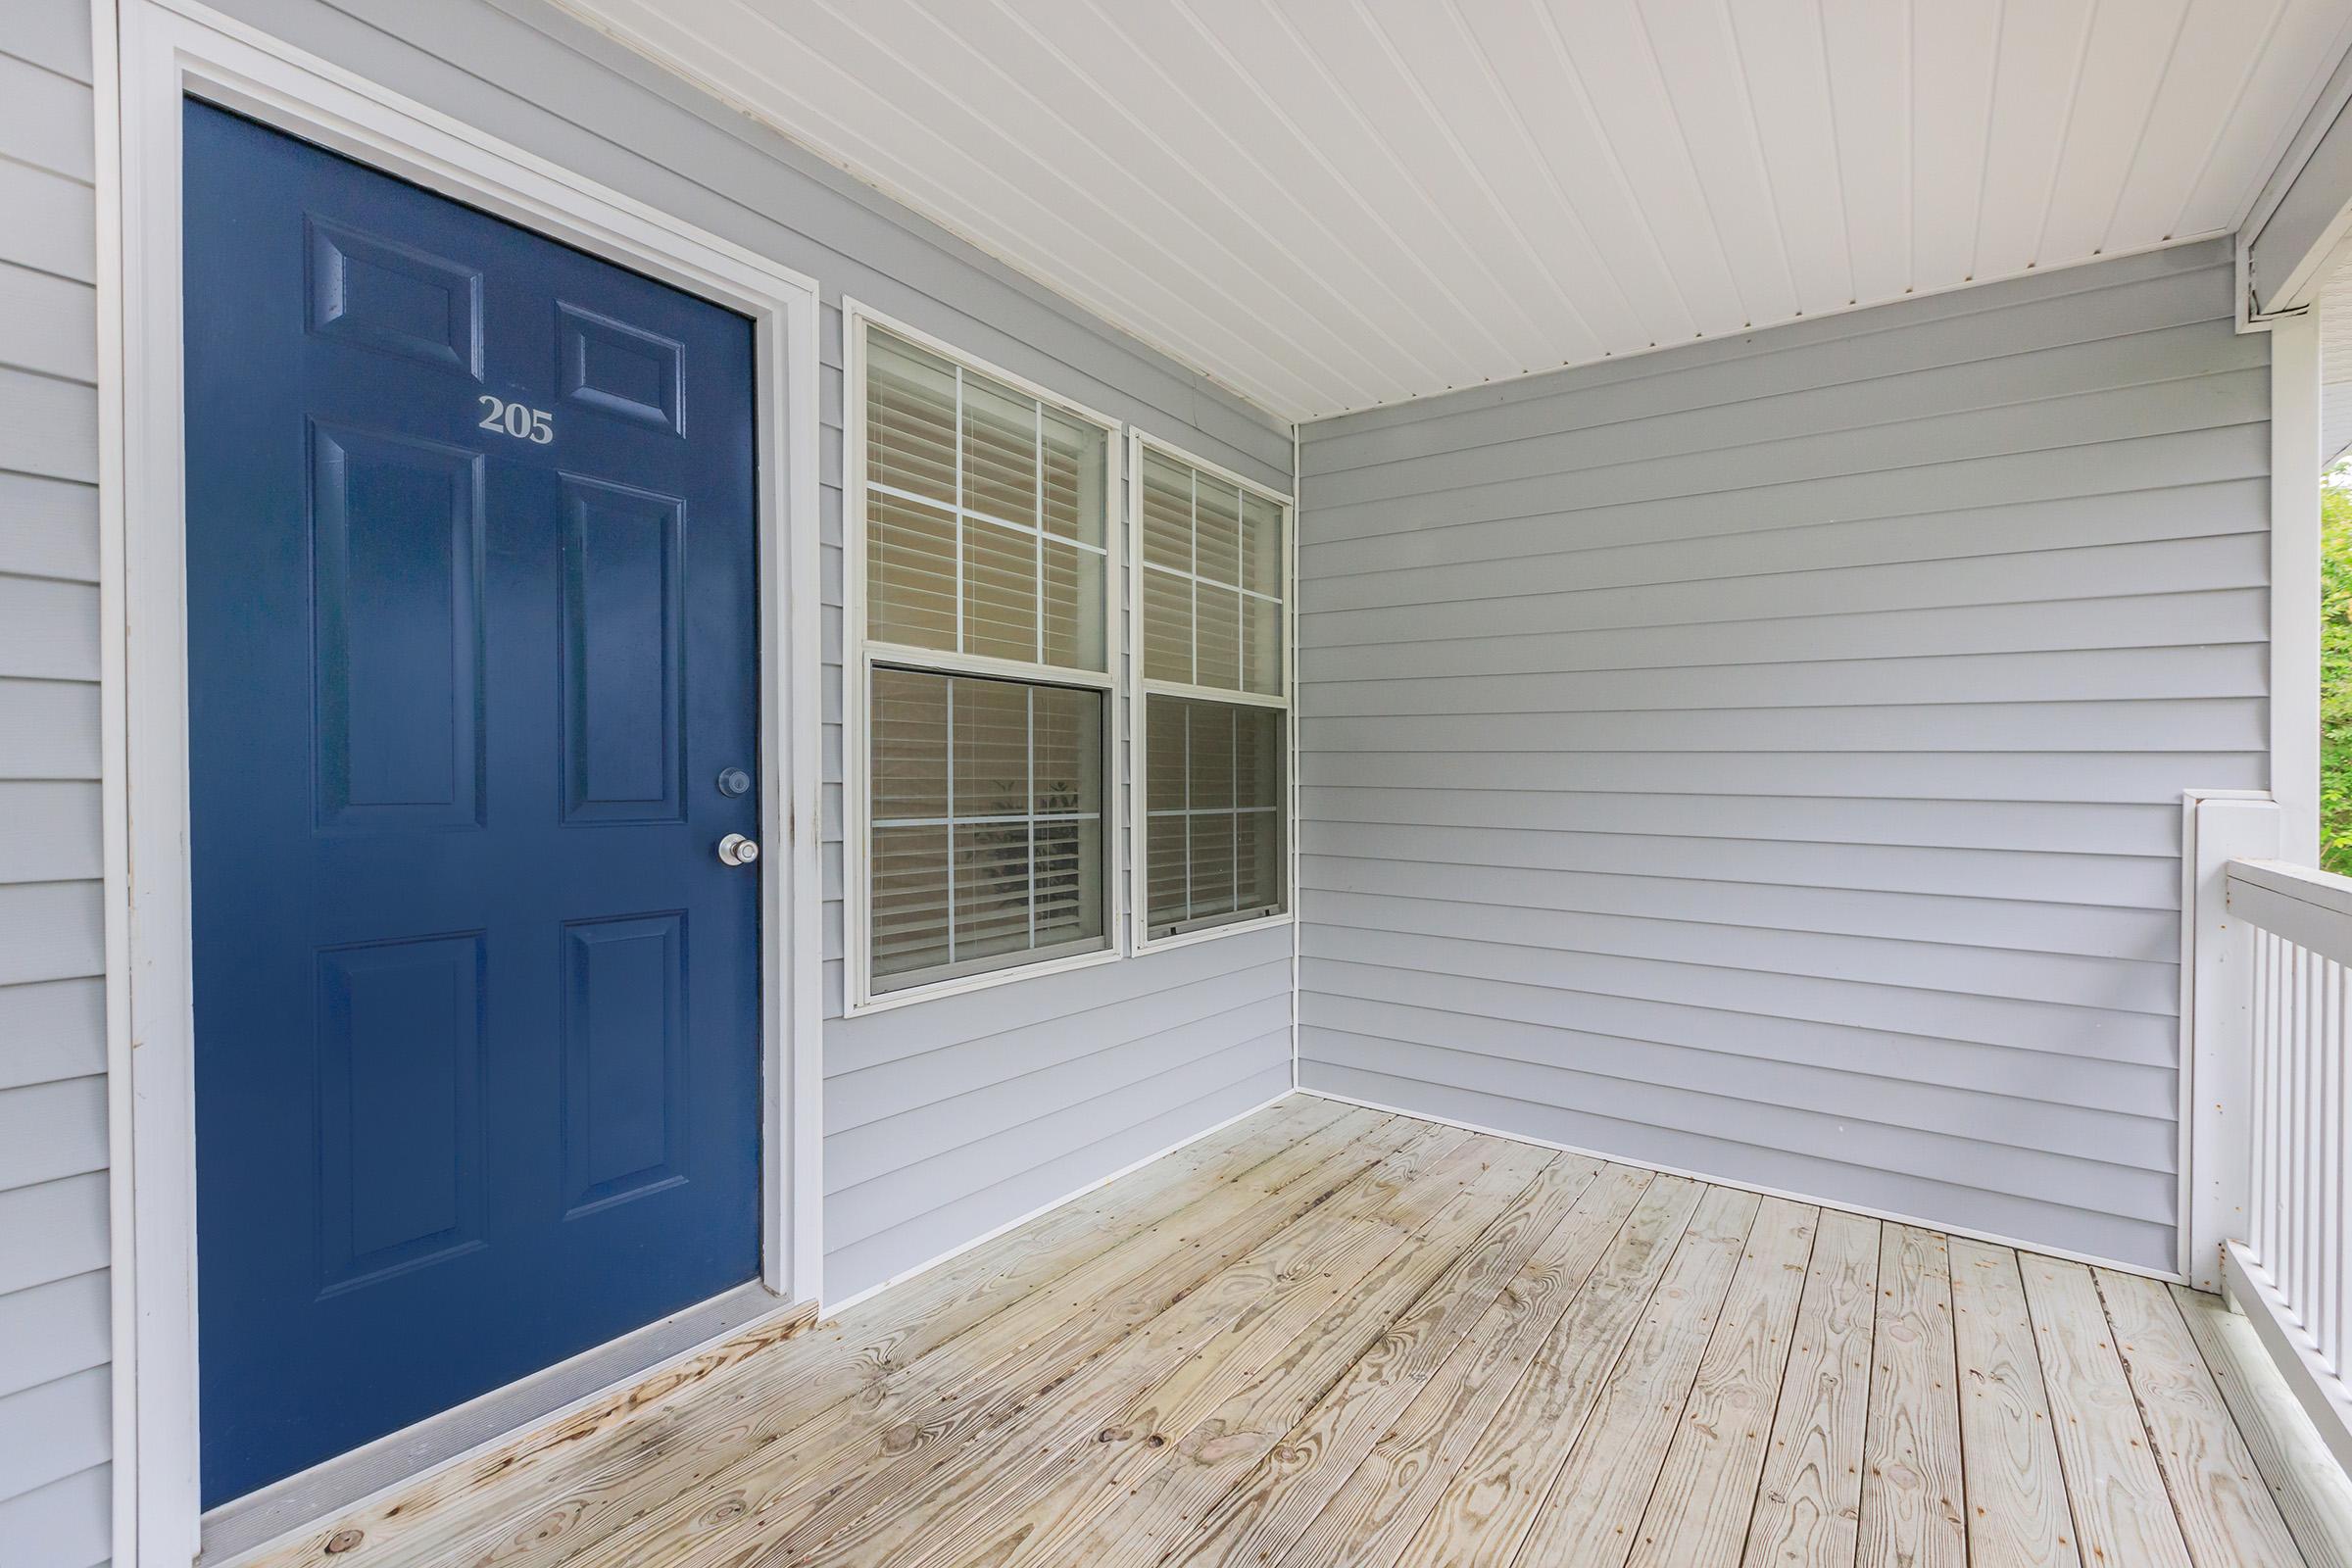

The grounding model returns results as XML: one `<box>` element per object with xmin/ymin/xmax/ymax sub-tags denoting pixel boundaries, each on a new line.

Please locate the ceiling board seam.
<box><xmin>708</xmin><ymin>0</ymin><xmax>1324</xmax><ymax>413</ymax></box>
<box><xmin>728</xmin><ymin>69</ymin><xmax>1299</xmax><ymax>411</ymax></box>
<box><xmin>2029</xmin><ymin>0</ymin><xmax>2105</xmax><ymax>272</ymax></box>
<box><xmin>1627</xmin><ymin>0</ymin><xmax>1759</xmax><ymax>328</ymax></box>
<box><xmin>1036</xmin><ymin>1</ymin><xmax>1458</xmax><ymax>395</ymax></box>
<box><xmin>717</xmin><ymin>0</ymin><xmax>1319</xmax><ymax>409</ymax></box>
<box><xmin>1903</xmin><ymin>0</ymin><xmax>1917</xmax><ymax>289</ymax></box>
<box><xmin>1440</xmin><ymin>0</ymin><xmax>1652</xmax><ymax>346</ymax></box>
<box><xmin>2092</xmin><ymin>0</ymin><xmax>2197</xmax><ymax>260</ymax></box>
<box><xmin>2162</xmin><ymin>0</ymin><xmax>2290</xmax><ymax>242</ymax></box>
<box><xmin>1348</xmin><ymin>0</ymin><xmax>1606</xmax><ymax>364</ymax></box>
<box><xmin>1094</xmin><ymin>2</ymin><xmax>1487</xmax><ymax>386</ymax></box>
<box><xmin>1160</xmin><ymin>0</ymin><xmax>1525</xmax><ymax>372</ymax></box>
<box><xmin>1712</xmin><ymin>0</ymin><xmax>1802</xmax><ymax>320</ymax></box>
<box><xmin>1253</xmin><ymin>0</ymin><xmax>1561</xmax><ymax>357</ymax></box>
<box><xmin>1965</xmin><ymin>0</ymin><xmax>2010</xmax><ymax>286</ymax></box>
<box><xmin>1531</xmin><ymin>2</ymin><xmax>1703</xmax><ymax>352</ymax></box>
<box><xmin>966</xmin><ymin>0</ymin><xmax>1431</xmax><ymax>400</ymax></box>
<box><xmin>795</xmin><ymin>0</ymin><xmax>1388</xmax><ymax>407</ymax></box>
<box><xmin>1810</xmin><ymin>0</ymin><xmax>1861</xmax><ymax>309</ymax></box>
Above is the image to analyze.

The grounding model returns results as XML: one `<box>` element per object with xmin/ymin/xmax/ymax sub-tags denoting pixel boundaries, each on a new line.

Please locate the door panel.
<box><xmin>560</xmin><ymin>911</ymin><xmax>689</xmax><ymax>1216</ymax></box>
<box><xmin>183</xmin><ymin>101</ymin><xmax>764</xmax><ymax>1506</ymax></box>
<box><xmin>314</xmin><ymin>934</ymin><xmax>488</xmax><ymax>1291</ymax></box>
<box><xmin>561</xmin><ymin>476</ymin><xmax>686</xmax><ymax>824</ymax></box>
<box><xmin>311</xmin><ymin>424</ymin><xmax>487</xmax><ymax>828</ymax></box>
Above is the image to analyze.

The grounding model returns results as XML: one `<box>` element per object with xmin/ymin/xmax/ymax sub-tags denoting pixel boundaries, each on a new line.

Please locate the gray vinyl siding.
<box><xmin>1294</xmin><ymin>241</ymin><xmax>2262</xmax><ymax>1275</ymax></box>
<box><xmin>0</xmin><ymin>1</ymin><xmax>109</xmax><ymax>1563</ymax></box>
<box><xmin>180</xmin><ymin>0</ymin><xmax>1296</xmax><ymax>1313</ymax></box>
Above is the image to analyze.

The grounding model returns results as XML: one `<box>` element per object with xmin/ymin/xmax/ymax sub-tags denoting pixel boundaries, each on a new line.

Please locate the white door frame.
<box><xmin>99</xmin><ymin>2</ymin><xmax>825</xmax><ymax>1558</ymax></box>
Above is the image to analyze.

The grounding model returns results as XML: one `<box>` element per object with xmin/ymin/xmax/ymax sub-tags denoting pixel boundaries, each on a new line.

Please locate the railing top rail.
<box><xmin>2227</xmin><ymin>857</ymin><xmax>2352</xmax><ymax>967</ymax></box>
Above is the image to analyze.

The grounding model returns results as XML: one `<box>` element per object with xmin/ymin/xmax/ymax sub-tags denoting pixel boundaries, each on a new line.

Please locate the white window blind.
<box><xmin>870</xmin><ymin>668</ymin><xmax>1104</xmax><ymax>987</ymax></box>
<box><xmin>866</xmin><ymin>332</ymin><xmax>1108</xmax><ymax>671</ymax></box>
<box><xmin>1133</xmin><ymin>438</ymin><xmax>1290</xmax><ymax>944</ymax></box>
<box><xmin>856</xmin><ymin>319</ymin><xmax>1117</xmax><ymax>1001</ymax></box>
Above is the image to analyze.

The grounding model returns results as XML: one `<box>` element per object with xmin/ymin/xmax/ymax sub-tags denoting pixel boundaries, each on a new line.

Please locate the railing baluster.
<box><xmin>2270</xmin><ymin>929</ymin><xmax>2288</xmax><ymax>1281</ymax></box>
<box><xmin>2260</xmin><ymin>929</ymin><xmax>2278</xmax><ymax>1263</ymax></box>
<box><xmin>2340</xmin><ymin>957</ymin><xmax>2351</xmax><ymax>1376</ymax></box>
<box><xmin>2305</xmin><ymin>945</ymin><xmax>2321</xmax><ymax>1330</ymax></box>
<box><xmin>2288</xmin><ymin>940</ymin><xmax>2303</xmax><ymax>1316</ymax></box>
<box><xmin>2326</xmin><ymin>958</ymin><xmax>2342</xmax><ymax>1369</ymax></box>
<box><xmin>2307</xmin><ymin>949</ymin><xmax>2322</xmax><ymax>1335</ymax></box>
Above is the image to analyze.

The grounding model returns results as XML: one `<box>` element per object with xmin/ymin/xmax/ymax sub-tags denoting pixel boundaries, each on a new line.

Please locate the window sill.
<box><xmin>845</xmin><ymin>943</ymin><xmax>1123</xmax><ymax>1017</ymax></box>
<box><xmin>1133</xmin><ymin>909</ymin><xmax>1294</xmax><ymax>958</ymax></box>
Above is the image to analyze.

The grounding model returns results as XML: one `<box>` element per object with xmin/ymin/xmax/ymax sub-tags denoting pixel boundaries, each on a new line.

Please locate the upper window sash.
<box><xmin>858</xmin><ymin>318</ymin><xmax>1117</xmax><ymax>682</ymax></box>
<box><xmin>1135</xmin><ymin>441</ymin><xmax>1287</xmax><ymax>700</ymax></box>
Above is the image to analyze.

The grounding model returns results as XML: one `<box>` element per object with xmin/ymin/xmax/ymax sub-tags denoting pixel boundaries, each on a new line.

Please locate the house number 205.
<box><xmin>477</xmin><ymin>395</ymin><xmax>555</xmax><ymax>444</ymax></box>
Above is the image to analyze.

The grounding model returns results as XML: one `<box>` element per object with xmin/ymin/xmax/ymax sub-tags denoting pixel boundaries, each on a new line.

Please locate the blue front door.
<box><xmin>182</xmin><ymin>102</ymin><xmax>763</xmax><ymax>1505</ymax></box>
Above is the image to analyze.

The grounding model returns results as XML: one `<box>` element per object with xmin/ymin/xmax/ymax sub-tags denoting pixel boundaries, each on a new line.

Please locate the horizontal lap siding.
<box><xmin>1294</xmin><ymin>242</ymin><xmax>2259</xmax><ymax>1274</ymax></box>
<box><xmin>0</xmin><ymin>4</ymin><xmax>109</xmax><ymax>1563</ymax></box>
<box><xmin>199</xmin><ymin>0</ymin><xmax>1294</xmax><ymax>1309</ymax></box>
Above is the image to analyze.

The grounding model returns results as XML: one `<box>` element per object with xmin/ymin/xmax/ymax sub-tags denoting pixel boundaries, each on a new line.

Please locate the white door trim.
<box><xmin>101</xmin><ymin>2</ymin><xmax>825</xmax><ymax>1558</ymax></box>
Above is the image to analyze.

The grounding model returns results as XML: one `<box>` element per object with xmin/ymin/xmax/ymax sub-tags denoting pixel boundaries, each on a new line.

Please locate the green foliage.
<box><xmin>2323</xmin><ymin>466</ymin><xmax>2352</xmax><ymax>874</ymax></box>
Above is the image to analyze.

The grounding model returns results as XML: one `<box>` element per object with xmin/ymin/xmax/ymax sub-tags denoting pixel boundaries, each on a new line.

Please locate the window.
<box><xmin>1132</xmin><ymin>436</ymin><xmax>1291</xmax><ymax>946</ymax></box>
<box><xmin>850</xmin><ymin>311</ymin><xmax>1119</xmax><ymax>1004</ymax></box>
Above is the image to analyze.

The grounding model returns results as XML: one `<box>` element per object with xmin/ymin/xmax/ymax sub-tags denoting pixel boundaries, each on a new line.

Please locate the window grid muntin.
<box><xmin>864</xmin><ymin>328</ymin><xmax>1110</xmax><ymax>675</ymax></box>
<box><xmin>869</xmin><ymin>666</ymin><xmax>1107</xmax><ymax>989</ymax></box>
<box><xmin>1137</xmin><ymin>453</ymin><xmax>1282</xmax><ymax>697</ymax></box>
<box><xmin>1142</xmin><ymin>694</ymin><xmax>1283</xmax><ymax>935</ymax></box>
<box><xmin>856</xmin><ymin>313</ymin><xmax>1120</xmax><ymax>1006</ymax></box>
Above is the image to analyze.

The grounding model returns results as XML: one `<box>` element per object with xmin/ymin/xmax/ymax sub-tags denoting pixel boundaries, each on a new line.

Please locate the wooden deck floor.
<box><xmin>243</xmin><ymin>1099</ymin><xmax>2352</xmax><ymax>1568</ymax></box>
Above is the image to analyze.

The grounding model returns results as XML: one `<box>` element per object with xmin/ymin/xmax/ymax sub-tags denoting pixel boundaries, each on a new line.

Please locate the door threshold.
<box><xmin>201</xmin><ymin>1281</ymin><xmax>817</xmax><ymax>1566</ymax></box>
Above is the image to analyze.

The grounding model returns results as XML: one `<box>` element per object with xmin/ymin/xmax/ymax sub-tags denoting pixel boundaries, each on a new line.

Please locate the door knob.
<box><xmin>717</xmin><ymin>833</ymin><xmax>760</xmax><ymax>866</ymax></box>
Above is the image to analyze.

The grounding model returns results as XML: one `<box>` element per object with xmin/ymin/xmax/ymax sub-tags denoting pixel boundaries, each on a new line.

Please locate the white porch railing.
<box><xmin>2183</xmin><ymin>792</ymin><xmax>2352</xmax><ymax>1472</ymax></box>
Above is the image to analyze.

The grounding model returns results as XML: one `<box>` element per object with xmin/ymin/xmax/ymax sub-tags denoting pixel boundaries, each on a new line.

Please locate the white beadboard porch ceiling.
<box><xmin>554</xmin><ymin>0</ymin><xmax>2352</xmax><ymax>423</ymax></box>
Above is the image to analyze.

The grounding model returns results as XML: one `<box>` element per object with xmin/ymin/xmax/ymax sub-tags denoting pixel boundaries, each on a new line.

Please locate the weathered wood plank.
<box><xmin>562</xmin><ymin>1124</ymin><xmax>1466</xmax><ymax>1568</ymax></box>
<box><xmin>1859</xmin><ymin>1226</ymin><xmax>1966</xmax><ymax>1568</ymax></box>
<box><xmin>2018</xmin><ymin>1255</ymin><xmax>2195</xmax><ymax>1568</ymax></box>
<box><xmin>1625</xmin><ymin>1198</ymin><xmax>1819</xmax><ymax>1568</ymax></box>
<box><xmin>1741</xmin><ymin>1206</ymin><xmax>1879</xmax><ymax>1568</ymax></box>
<box><xmin>929</xmin><ymin>1142</ymin><xmax>1572</xmax><ymax>1568</ymax></box>
<box><xmin>248</xmin><ymin>1098</ymin><xmax>1368</xmax><ymax>1568</ymax></box>
<box><xmin>2097</xmin><ymin>1270</ymin><xmax>2306</xmax><ymax>1568</ymax></box>
<box><xmin>1381</xmin><ymin>1174</ymin><xmax>1707</xmax><ymax>1568</ymax></box>
<box><xmin>2169</xmin><ymin>1283</ymin><xmax>2352</xmax><ymax>1568</ymax></box>
<box><xmin>1947</xmin><ymin>1238</ymin><xmax>2079</xmax><ymax>1567</ymax></box>
<box><xmin>1168</xmin><ymin>1161</ymin><xmax>1648</xmax><ymax>1568</ymax></box>
<box><xmin>741</xmin><ymin>1128</ymin><xmax>1493</xmax><ymax>1568</ymax></box>
<box><xmin>1509</xmin><ymin>1184</ymin><xmax>1763</xmax><ymax>1565</ymax></box>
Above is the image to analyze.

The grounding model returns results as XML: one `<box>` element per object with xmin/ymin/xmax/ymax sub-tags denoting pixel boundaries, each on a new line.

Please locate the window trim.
<box><xmin>1127</xmin><ymin>428</ymin><xmax>1297</xmax><ymax>956</ymax></box>
<box><xmin>844</xmin><ymin>300</ymin><xmax>1127</xmax><ymax>1013</ymax></box>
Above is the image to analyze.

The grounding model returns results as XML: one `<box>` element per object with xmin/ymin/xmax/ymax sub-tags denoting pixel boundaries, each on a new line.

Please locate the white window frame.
<box><xmin>1127</xmin><ymin>429</ymin><xmax>1298</xmax><ymax>956</ymax></box>
<box><xmin>844</xmin><ymin>301</ymin><xmax>1127</xmax><ymax>1013</ymax></box>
